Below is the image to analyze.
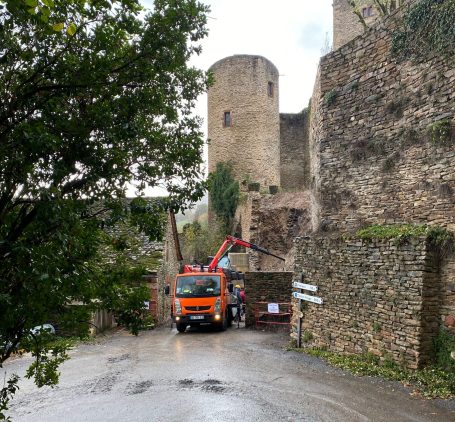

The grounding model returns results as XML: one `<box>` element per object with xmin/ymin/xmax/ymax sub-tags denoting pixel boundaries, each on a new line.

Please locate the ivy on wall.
<box><xmin>392</xmin><ymin>0</ymin><xmax>455</xmax><ymax>62</ymax></box>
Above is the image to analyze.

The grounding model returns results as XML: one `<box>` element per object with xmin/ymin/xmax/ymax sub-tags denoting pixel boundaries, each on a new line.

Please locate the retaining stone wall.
<box><xmin>293</xmin><ymin>236</ymin><xmax>442</xmax><ymax>369</ymax></box>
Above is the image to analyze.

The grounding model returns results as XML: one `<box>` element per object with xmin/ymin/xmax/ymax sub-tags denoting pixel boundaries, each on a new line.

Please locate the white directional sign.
<box><xmin>293</xmin><ymin>281</ymin><xmax>318</xmax><ymax>292</ymax></box>
<box><xmin>293</xmin><ymin>291</ymin><xmax>323</xmax><ymax>305</ymax></box>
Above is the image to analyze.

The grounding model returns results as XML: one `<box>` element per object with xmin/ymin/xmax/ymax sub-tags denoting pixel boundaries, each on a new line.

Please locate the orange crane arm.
<box><xmin>207</xmin><ymin>235</ymin><xmax>285</xmax><ymax>272</ymax></box>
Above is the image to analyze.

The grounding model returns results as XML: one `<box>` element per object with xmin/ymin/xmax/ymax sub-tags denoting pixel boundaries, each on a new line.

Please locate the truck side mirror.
<box><xmin>164</xmin><ymin>285</ymin><xmax>170</xmax><ymax>295</ymax></box>
<box><xmin>228</xmin><ymin>283</ymin><xmax>233</xmax><ymax>293</ymax></box>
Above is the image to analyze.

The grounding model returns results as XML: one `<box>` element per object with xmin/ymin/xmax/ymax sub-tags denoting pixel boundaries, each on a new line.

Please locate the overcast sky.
<box><xmin>137</xmin><ymin>0</ymin><xmax>333</xmax><ymax>195</ymax></box>
<box><xmin>142</xmin><ymin>0</ymin><xmax>333</xmax><ymax>114</ymax></box>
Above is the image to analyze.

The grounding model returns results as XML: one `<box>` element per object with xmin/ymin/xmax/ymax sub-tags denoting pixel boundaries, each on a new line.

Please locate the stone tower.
<box><xmin>207</xmin><ymin>55</ymin><xmax>280</xmax><ymax>188</ymax></box>
<box><xmin>333</xmin><ymin>0</ymin><xmax>379</xmax><ymax>50</ymax></box>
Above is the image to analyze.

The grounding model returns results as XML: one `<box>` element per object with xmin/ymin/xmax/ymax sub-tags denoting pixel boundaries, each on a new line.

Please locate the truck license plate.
<box><xmin>190</xmin><ymin>315</ymin><xmax>204</xmax><ymax>320</ymax></box>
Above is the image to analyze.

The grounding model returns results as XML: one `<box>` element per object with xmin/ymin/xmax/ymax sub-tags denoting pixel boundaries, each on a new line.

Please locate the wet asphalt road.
<box><xmin>4</xmin><ymin>325</ymin><xmax>455</xmax><ymax>422</ymax></box>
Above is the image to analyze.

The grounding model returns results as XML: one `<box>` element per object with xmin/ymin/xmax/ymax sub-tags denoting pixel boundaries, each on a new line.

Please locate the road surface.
<box><xmin>4</xmin><ymin>325</ymin><xmax>455</xmax><ymax>421</ymax></box>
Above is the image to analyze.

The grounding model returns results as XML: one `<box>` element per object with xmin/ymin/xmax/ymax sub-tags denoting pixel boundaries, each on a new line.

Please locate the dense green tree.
<box><xmin>181</xmin><ymin>220</ymin><xmax>225</xmax><ymax>265</ymax></box>
<box><xmin>207</xmin><ymin>162</ymin><xmax>239</xmax><ymax>233</ymax></box>
<box><xmin>0</xmin><ymin>0</ymin><xmax>209</xmax><ymax>414</ymax></box>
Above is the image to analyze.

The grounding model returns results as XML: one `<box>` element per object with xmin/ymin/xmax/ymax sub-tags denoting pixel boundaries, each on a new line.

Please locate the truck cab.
<box><xmin>170</xmin><ymin>235</ymin><xmax>284</xmax><ymax>333</ymax></box>
<box><xmin>172</xmin><ymin>272</ymin><xmax>233</xmax><ymax>332</ymax></box>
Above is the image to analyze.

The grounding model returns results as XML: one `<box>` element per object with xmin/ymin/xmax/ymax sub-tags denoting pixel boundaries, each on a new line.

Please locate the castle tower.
<box><xmin>333</xmin><ymin>0</ymin><xmax>379</xmax><ymax>50</ymax></box>
<box><xmin>207</xmin><ymin>55</ymin><xmax>280</xmax><ymax>188</ymax></box>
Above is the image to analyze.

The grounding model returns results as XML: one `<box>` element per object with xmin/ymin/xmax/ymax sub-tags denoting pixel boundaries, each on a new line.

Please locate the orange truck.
<box><xmin>171</xmin><ymin>235</ymin><xmax>284</xmax><ymax>333</ymax></box>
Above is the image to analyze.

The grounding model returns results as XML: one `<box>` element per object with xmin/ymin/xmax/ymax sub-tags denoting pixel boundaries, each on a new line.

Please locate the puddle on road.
<box><xmin>178</xmin><ymin>378</ymin><xmax>226</xmax><ymax>394</ymax></box>
<box><xmin>126</xmin><ymin>380</ymin><xmax>154</xmax><ymax>395</ymax></box>
<box><xmin>107</xmin><ymin>353</ymin><xmax>130</xmax><ymax>363</ymax></box>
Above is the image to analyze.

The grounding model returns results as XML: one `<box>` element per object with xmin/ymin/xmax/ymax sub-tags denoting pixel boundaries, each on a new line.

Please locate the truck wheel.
<box><xmin>219</xmin><ymin>313</ymin><xmax>228</xmax><ymax>331</ymax></box>
<box><xmin>176</xmin><ymin>323</ymin><xmax>187</xmax><ymax>333</ymax></box>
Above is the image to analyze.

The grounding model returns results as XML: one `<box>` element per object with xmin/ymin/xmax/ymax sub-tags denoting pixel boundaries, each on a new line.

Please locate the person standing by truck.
<box><xmin>240</xmin><ymin>287</ymin><xmax>246</xmax><ymax>319</ymax></box>
<box><xmin>234</xmin><ymin>284</ymin><xmax>242</xmax><ymax>322</ymax></box>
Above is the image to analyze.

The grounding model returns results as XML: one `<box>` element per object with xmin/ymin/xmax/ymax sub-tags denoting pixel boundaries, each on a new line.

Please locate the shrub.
<box><xmin>427</xmin><ymin>120</ymin><xmax>453</xmax><ymax>144</ymax></box>
<box><xmin>324</xmin><ymin>90</ymin><xmax>338</xmax><ymax>106</ymax></box>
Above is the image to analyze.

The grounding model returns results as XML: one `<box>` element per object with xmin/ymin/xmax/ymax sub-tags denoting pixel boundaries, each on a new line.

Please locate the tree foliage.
<box><xmin>181</xmin><ymin>220</ymin><xmax>225</xmax><ymax>265</ymax></box>
<box><xmin>0</xmin><ymin>0</ymin><xmax>209</xmax><ymax>408</ymax></box>
<box><xmin>207</xmin><ymin>162</ymin><xmax>239</xmax><ymax>233</ymax></box>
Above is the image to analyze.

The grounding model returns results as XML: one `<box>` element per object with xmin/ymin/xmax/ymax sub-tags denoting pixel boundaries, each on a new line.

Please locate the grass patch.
<box><xmin>356</xmin><ymin>224</ymin><xmax>428</xmax><ymax>241</ymax></box>
<box><xmin>355</xmin><ymin>224</ymin><xmax>454</xmax><ymax>250</ymax></box>
<box><xmin>302</xmin><ymin>331</ymin><xmax>313</xmax><ymax>343</ymax></box>
<box><xmin>289</xmin><ymin>348</ymin><xmax>455</xmax><ymax>399</ymax></box>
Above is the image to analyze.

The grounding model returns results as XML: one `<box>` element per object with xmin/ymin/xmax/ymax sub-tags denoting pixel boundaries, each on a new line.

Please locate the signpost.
<box><xmin>293</xmin><ymin>291</ymin><xmax>323</xmax><ymax>305</ymax></box>
<box><xmin>292</xmin><ymin>281</ymin><xmax>318</xmax><ymax>292</ymax></box>
<box><xmin>293</xmin><ymin>276</ymin><xmax>323</xmax><ymax>347</ymax></box>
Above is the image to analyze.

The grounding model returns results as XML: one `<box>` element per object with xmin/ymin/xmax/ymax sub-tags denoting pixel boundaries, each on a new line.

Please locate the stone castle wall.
<box><xmin>280</xmin><ymin>112</ymin><xmax>309</xmax><ymax>190</ymax></box>
<box><xmin>207</xmin><ymin>55</ymin><xmax>280</xmax><ymax>187</ymax></box>
<box><xmin>313</xmin><ymin>13</ymin><xmax>455</xmax><ymax>233</ymax></box>
<box><xmin>301</xmin><ymin>6</ymin><xmax>455</xmax><ymax>362</ymax></box>
<box><xmin>293</xmin><ymin>236</ymin><xmax>440</xmax><ymax>369</ymax></box>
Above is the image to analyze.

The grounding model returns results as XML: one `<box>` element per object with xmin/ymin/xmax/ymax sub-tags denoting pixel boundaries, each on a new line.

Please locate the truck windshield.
<box><xmin>176</xmin><ymin>275</ymin><xmax>221</xmax><ymax>298</ymax></box>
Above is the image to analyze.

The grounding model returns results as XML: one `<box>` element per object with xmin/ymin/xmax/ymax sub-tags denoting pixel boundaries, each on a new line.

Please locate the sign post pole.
<box><xmin>293</xmin><ymin>277</ymin><xmax>322</xmax><ymax>348</ymax></box>
<box><xmin>297</xmin><ymin>298</ymin><xmax>302</xmax><ymax>348</ymax></box>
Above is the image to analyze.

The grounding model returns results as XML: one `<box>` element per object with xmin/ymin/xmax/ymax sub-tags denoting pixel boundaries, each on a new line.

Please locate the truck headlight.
<box><xmin>214</xmin><ymin>297</ymin><xmax>221</xmax><ymax>313</ymax></box>
<box><xmin>174</xmin><ymin>299</ymin><xmax>182</xmax><ymax>314</ymax></box>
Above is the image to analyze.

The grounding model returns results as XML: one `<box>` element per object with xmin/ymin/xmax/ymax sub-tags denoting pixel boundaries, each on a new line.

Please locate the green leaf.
<box><xmin>42</xmin><ymin>0</ymin><xmax>55</xmax><ymax>7</ymax></box>
<box><xmin>40</xmin><ymin>6</ymin><xmax>51</xmax><ymax>17</ymax></box>
<box><xmin>27</xmin><ymin>7</ymin><xmax>37</xmax><ymax>14</ymax></box>
<box><xmin>67</xmin><ymin>22</ymin><xmax>77</xmax><ymax>36</ymax></box>
<box><xmin>52</xmin><ymin>22</ymin><xmax>64</xmax><ymax>32</ymax></box>
<box><xmin>25</xmin><ymin>0</ymin><xmax>38</xmax><ymax>7</ymax></box>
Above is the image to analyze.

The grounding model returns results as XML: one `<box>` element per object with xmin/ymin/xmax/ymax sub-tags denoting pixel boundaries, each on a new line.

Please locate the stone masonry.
<box><xmin>207</xmin><ymin>55</ymin><xmax>280</xmax><ymax>188</ymax></box>
<box><xmin>293</xmin><ymin>236</ymin><xmax>440</xmax><ymax>369</ymax></box>
<box><xmin>333</xmin><ymin>0</ymin><xmax>370</xmax><ymax>50</ymax></box>
<box><xmin>280</xmin><ymin>112</ymin><xmax>310</xmax><ymax>190</ymax></box>
<box><xmin>312</xmin><ymin>11</ymin><xmax>455</xmax><ymax>233</ymax></box>
<box><xmin>244</xmin><ymin>271</ymin><xmax>293</xmax><ymax>328</ymax></box>
<box><xmin>197</xmin><ymin>1</ymin><xmax>455</xmax><ymax>365</ymax></box>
